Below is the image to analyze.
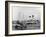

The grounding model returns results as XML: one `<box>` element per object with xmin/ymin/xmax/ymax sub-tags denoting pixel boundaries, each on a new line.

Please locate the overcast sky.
<box><xmin>12</xmin><ymin>6</ymin><xmax>41</xmax><ymax>21</ymax></box>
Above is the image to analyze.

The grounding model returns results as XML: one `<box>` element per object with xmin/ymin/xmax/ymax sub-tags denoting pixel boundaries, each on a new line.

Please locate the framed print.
<box><xmin>5</xmin><ymin>1</ymin><xmax>45</xmax><ymax>36</ymax></box>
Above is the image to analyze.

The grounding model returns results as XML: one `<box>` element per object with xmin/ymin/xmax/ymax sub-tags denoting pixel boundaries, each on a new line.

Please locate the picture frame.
<box><xmin>5</xmin><ymin>1</ymin><xmax>45</xmax><ymax>36</ymax></box>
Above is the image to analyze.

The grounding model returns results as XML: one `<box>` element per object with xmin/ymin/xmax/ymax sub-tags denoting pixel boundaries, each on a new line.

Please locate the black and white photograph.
<box><xmin>5</xmin><ymin>1</ymin><xmax>45</xmax><ymax>36</ymax></box>
<box><xmin>12</xmin><ymin>6</ymin><xmax>40</xmax><ymax>30</ymax></box>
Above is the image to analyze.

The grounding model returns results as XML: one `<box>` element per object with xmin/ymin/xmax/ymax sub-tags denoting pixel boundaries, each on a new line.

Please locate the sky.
<box><xmin>12</xmin><ymin>6</ymin><xmax>41</xmax><ymax>21</ymax></box>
